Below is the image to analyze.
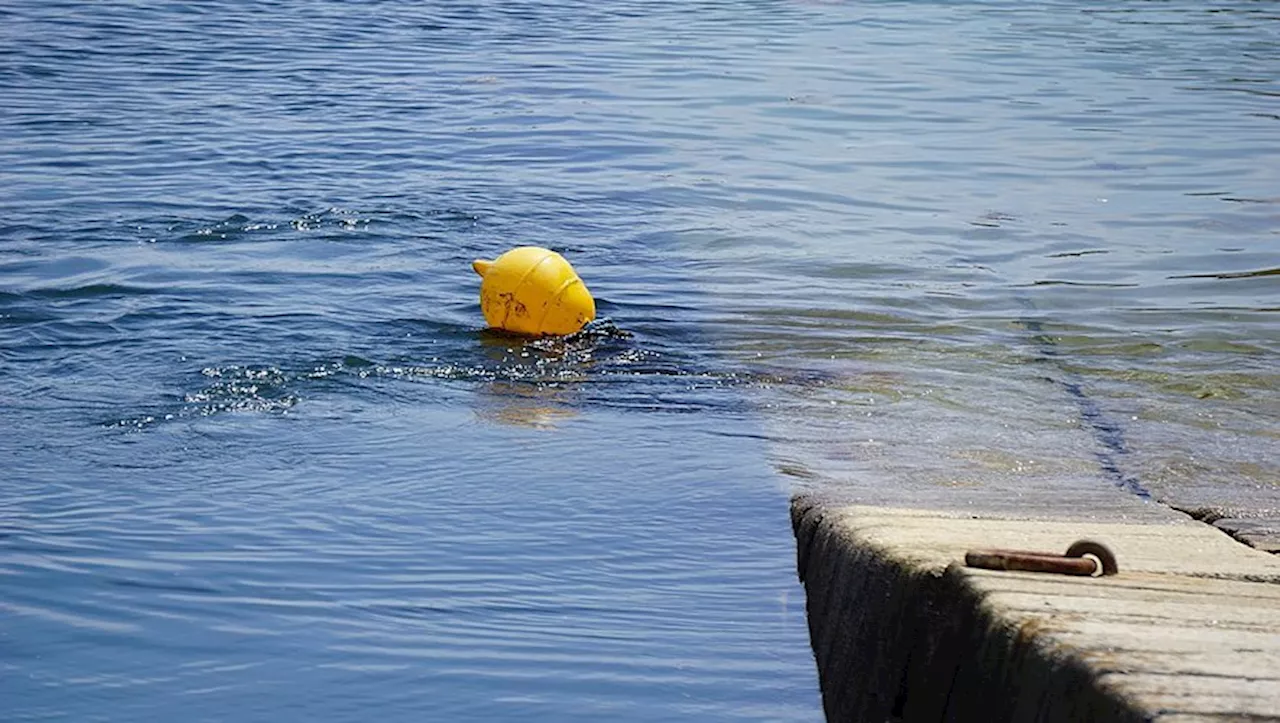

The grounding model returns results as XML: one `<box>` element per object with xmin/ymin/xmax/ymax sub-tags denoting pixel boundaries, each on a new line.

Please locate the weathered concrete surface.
<box><xmin>792</xmin><ymin>496</ymin><xmax>1280</xmax><ymax>723</ymax></box>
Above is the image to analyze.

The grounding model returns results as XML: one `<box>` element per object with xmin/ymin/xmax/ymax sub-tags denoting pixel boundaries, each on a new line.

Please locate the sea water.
<box><xmin>2</xmin><ymin>2</ymin><xmax>1277</xmax><ymax>721</ymax></box>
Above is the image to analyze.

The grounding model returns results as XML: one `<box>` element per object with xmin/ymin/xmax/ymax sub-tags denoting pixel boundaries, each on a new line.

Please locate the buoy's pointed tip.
<box><xmin>472</xmin><ymin>259</ymin><xmax>493</xmax><ymax>277</ymax></box>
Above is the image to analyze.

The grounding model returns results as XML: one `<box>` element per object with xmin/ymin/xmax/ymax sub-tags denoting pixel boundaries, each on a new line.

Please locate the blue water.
<box><xmin>2</xmin><ymin>1</ymin><xmax>1278</xmax><ymax>721</ymax></box>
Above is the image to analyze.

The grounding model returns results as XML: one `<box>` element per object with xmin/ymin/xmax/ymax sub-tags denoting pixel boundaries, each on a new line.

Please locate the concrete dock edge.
<box><xmin>791</xmin><ymin>494</ymin><xmax>1280</xmax><ymax>723</ymax></box>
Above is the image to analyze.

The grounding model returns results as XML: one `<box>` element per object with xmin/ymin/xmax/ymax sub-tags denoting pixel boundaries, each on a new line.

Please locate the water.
<box><xmin>2</xmin><ymin>1</ymin><xmax>1278</xmax><ymax>720</ymax></box>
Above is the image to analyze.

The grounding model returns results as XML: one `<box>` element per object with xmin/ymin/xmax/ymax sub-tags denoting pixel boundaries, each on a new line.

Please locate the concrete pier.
<box><xmin>791</xmin><ymin>494</ymin><xmax>1280</xmax><ymax>722</ymax></box>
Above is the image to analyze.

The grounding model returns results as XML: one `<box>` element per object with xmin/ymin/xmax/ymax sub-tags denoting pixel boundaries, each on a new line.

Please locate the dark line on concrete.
<box><xmin>1018</xmin><ymin>304</ymin><xmax>1152</xmax><ymax>501</ymax></box>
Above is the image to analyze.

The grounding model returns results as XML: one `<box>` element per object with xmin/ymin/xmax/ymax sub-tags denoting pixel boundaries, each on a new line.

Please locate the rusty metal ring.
<box><xmin>1065</xmin><ymin>539</ymin><xmax>1118</xmax><ymax>576</ymax></box>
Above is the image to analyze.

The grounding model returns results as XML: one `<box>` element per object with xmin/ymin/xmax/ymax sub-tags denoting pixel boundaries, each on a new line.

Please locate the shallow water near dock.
<box><xmin>2</xmin><ymin>1</ymin><xmax>1278</xmax><ymax>720</ymax></box>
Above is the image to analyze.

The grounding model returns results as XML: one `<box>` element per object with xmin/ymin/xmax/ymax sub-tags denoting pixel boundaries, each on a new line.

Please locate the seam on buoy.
<box><xmin>535</xmin><ymin>275</ymin><xmax>583</xmax><ymax>334</ymax></box>
<box><xmin>502</xmin><ymin>251</ymin><xmax>556</xmax><ymax>330</ymax></box>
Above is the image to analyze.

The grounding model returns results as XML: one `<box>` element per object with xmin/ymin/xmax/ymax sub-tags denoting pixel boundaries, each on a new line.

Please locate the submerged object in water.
<box><xmin>471</xmin><ymin>246</ymin><xmax>596</xmax><ymax>336</ymax></box>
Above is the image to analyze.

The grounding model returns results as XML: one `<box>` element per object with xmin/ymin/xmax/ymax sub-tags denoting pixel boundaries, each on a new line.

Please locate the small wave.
<box><xmin>0</xmin><ymin>284</ymin><xmax>154</xmax><ymax>301</ymax></box>
<box><xmin>1169</xmin><ymin>267</ymin><xmax>1280</xmax><ymax>281</ymax></box>
<box><xmin>105</xmin><ymin>320</ymin><xmax>769</xmax><ymax>430</ymax></box>
<box><xmin>1018</xmin><ymin>279</ymin><xmax>1139</xmax><ymax>288</ymax></box>
<box><xmin>157</xmin><ymin>207</ymin><xmax>481</xmax><ymax>245</ymax></box>
<box><xmin>1046</xmin><ymin>249</ymin><xmax>1110</xmax><ymax>259</ymax></box>
<box><xmin>108</xmin><ymin>365</ymin><xmax>300</xmax><ymax>430</ymax></box>
<box><xmin>183</xmin><ymin>365</ymin><xmax>301</xmax><ymax>413</ymax></box>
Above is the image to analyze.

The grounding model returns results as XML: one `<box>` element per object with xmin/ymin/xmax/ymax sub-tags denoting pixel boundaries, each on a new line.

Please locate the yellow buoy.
<box><xmin>471</xmin><ymin>246</ymin><xmax>596</xmax><ymax>336</ymax></box>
